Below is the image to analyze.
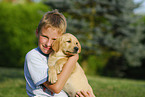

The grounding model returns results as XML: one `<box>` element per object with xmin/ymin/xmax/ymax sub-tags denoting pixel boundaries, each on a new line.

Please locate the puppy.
<box><xmin>48</xmin><ymin>33</ymin><xmax>95</xmax><ymax>97</ymax></box>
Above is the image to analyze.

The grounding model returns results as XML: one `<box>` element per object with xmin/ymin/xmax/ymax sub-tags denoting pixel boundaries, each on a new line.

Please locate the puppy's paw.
<box><xmin>48</xmin><ymin>67</ymin><xmax>58</xmax><ymax>84</ymax></box>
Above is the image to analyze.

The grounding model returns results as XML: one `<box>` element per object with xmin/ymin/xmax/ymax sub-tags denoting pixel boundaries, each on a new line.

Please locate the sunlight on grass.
<box><xmin>0</xmin><ymin>67</ymin><xmax>145</xmax><ymax>97</ymax></box>
<box><xmin>87</xmin><ymin>76</ymin><xmax>145</xmax><ymax>97</ymax></box>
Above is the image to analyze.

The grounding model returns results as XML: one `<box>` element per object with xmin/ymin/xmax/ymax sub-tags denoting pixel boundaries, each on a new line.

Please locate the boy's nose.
<box><xmin>46</xmin><ymin>39</ymin><xmax>52</xmax><ymax>47</ymax></box>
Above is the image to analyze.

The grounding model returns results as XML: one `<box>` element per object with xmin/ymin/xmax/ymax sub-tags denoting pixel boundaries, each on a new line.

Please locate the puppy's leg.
<box><xmin>48</xmin><ymin>58</ymin><xmax>68</xmax><ymax>84</ymax></box>
<box><xmin>55</xmin><ymin>58</ymin><xmax>68</xmax><ymax>74</ymax></box>
<box><xmin>48</xmin><ymin>66</ymin><xmax>57</xmax><ymax>84</ymax></box>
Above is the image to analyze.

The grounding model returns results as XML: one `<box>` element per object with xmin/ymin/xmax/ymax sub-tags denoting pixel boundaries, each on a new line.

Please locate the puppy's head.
<box><xmin>52</xmin><ymin>33</ymin><xmax>81</xmax><ymax>55</ymax></box>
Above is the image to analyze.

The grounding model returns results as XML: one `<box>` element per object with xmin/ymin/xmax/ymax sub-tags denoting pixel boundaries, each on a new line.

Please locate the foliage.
<box><xmin>44</xmin><ymin>0</ymin><xmax>145</xmax><ymax>78</ymax></box>
<box><xmin>0</xmin><ymin>2</ymin><xmax>49</xmax><ymax>67</ymax></box>
<box><xmin>67</xmin><ymin>0</ymin><xmax>145</xmax><ymax>65</ymax></box>
<box><xmin>0</xmin><ymin>0</ymin><xmax>145</xmax><ymax>79</ymax></box>
<box><xmin>1</xmin><ymin>67</ymin><xmax>145</xmax><ymax>97</ymax></box>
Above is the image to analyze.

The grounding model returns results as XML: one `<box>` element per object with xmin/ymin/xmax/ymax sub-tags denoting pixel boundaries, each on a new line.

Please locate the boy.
<box><xmin>24</xmin><ymin>9</ymin><xmax>92</xmax><ymax>97</ymax></box>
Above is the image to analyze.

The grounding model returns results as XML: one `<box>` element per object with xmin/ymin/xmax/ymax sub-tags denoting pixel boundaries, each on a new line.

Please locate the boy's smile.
<box><xmin>37</xmin><ymin>27</ymin><xmax>61</xmax><ymax>55</ymax></box>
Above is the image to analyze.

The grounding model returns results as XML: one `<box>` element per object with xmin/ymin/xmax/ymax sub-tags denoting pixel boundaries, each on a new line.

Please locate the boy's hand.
<box><xmin>76</xmin><ymin>91</ymin><xmax>93</xmax><ymax>97</ymax></box>
<box><xmin>68</xmin><ymin>54</ymin><xmax>79</xmax><ymax>62</ymax></box>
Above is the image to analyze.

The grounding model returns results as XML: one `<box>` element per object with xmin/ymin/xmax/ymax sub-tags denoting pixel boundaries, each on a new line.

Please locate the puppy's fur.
<box><xmin>48</xmin><ymin>33</ymin><xmax>95</xmax><ymax>97</ymax></box>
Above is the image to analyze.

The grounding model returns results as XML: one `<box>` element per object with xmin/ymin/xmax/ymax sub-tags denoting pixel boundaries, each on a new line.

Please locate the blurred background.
<box><xmin>0</xmin><ymin>0</ymin><xmax>145</xmax><ymax>80</ymax></box>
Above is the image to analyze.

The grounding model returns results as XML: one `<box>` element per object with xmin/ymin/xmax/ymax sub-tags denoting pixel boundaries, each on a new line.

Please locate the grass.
<box><xmin>0</xmin><ymin>67</ymin><xmax>27</xmax><ymax>97</ymax></box>
<box><xmin>88</xmin><ymin>76</ymin><xmax>145</xmax><ymax>97</ymax></box>
<box><xmin>0</xmin><ymin>67</ymin><xmax>145</xmax><ymax>97</ymax></box>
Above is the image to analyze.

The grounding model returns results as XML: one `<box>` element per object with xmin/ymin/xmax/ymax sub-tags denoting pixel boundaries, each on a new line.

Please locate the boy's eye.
<box><xmin>67</xmin><ymin>40</ymin><xmax>71</xmax><ymax>43</ymax></box>
<box><xmin>41</xmin><ymin>35</ymin><xmax>48</xmax><ymax>38</ymax></box>
<box><xmin>44</xmin><ymin>36</ymin><xmax>48</xmax><ymax>38</ymax></box>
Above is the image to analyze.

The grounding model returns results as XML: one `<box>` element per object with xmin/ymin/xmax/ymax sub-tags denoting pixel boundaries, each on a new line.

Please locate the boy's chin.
<box><xmin>43</xmin><ymin>49</ymin><xmax>52</xmax><ymax>55</ymax></box>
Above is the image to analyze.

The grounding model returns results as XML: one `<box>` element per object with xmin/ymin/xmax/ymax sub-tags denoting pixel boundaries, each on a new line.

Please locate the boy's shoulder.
<box><xmin>26</xmin><ymin>48</ymin><xmax>40</xmax><ymax>58</ymax></box>
<box><xmin>26</xmin><ymin>47</ymin><xmax>48</xmax><ymax>60</ymax></box>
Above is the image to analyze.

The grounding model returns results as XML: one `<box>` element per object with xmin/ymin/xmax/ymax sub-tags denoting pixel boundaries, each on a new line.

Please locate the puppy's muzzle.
<box><xmin>65</xmin><ymin>47</ymin><xmax>79</xmax><ymax>55</ymax></box>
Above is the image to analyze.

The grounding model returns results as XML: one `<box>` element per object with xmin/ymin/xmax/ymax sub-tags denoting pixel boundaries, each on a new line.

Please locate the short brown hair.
<box><xmin>38</xmin><ymin>9</ymin><xmax>67</xmax><ymax>34</ymax></box>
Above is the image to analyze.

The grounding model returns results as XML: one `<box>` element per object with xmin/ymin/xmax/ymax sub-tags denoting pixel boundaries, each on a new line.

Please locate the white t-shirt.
<box><xmin>24</xmin><ymin>47</ymin><xmax>68</xmax><ymax>97</ymax></box>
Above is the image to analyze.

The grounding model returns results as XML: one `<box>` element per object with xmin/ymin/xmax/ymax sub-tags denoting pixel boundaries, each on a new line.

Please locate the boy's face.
<box><xmin>37</xmin><ymin>27</ymin><xmax>61</xmax><ymax>55</ymax></box>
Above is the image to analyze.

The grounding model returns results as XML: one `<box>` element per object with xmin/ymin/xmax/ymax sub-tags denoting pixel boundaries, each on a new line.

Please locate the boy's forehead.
<box><xmin>43</xmin><ymin>26</ymin><xmax>62</xmax><ymax>34</ymax></box>
<box><xmin>40</xmin><ymin>27</ymin><xmax>62</xmax><ymax>37</ymax></box>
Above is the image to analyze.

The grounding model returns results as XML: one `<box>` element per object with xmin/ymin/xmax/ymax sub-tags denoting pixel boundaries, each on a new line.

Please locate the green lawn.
<box><xmin>0</xmin><ymin>67</ymin><xmax>145</xmax><ymax>97</ymax></box>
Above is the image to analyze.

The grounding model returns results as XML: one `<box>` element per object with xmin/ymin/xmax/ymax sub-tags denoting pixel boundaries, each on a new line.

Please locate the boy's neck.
<box><xmin>37</xmin><ymin>47</ymin><xmax>49</xmax><ymax>57</ymax></box>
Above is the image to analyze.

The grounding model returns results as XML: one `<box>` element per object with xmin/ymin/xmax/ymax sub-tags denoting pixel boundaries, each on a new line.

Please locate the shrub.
<box><xmin>0</xmin><ymin>2</ymin><xmax>50</xmax><ymax>67</ymax></box>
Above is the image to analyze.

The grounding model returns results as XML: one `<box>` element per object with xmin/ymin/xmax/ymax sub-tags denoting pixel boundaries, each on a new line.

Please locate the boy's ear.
<box><xmin>36</xmin><ymin>28</ymin><xmax>39</xmax><ymax>37</ymax></box>
<box><xmin>52</xmin><ymin>38</ymin><xmax>60</xmax><ymax>52</ymax></box>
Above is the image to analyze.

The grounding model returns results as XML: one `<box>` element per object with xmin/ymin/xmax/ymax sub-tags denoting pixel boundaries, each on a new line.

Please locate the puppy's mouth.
<box><xmin>66</xmin><ymin>51</ymin><xmax>78</xmax><ymax>54</ymax></box>
<box><xmin>63</xmin><ymin>47</ymin><xmax>79</xmax><ymax>55</ymax></box>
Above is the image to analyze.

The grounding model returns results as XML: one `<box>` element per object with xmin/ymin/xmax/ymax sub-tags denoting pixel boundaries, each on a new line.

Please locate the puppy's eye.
<box><xmin>76</xmin><ymin>42</ymin><xmax>78</xmax><ymax>45</ymax></box>
<box><xmin>67</xmin><ymin>40</ymin><xmax>71</xmax><ymax>43</ymax></box>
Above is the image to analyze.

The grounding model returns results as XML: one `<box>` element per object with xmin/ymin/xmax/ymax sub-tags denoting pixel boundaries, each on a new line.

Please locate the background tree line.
<box><xmin>0</xmin><ymin>0</ymin><xmax>145</xmax><ymax>79</ymax></box>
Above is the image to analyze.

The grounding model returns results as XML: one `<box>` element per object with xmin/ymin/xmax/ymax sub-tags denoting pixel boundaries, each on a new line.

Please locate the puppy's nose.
<box><xmin>74</xmin><ymin>47</ymin><xmax>79</xmax><ymax>52</ymax></box>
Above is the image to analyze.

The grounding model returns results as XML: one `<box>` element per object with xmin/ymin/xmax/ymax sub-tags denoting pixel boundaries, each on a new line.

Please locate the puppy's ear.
<box><xmin>78</xmin><ymin>41</ymin><xmax>81</xmax><ymax>53</ymax></box>
<box><xmin>52</xmin><ymin>38</ymin><xmax>60</xmax><ymax>52</ymax></box>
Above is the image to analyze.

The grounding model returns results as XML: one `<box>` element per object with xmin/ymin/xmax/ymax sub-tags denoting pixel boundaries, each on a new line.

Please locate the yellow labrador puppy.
<box><xmin>48</xmin><ymin>33</ymin><xmax>95</xmax><ymax>97</ymax></box>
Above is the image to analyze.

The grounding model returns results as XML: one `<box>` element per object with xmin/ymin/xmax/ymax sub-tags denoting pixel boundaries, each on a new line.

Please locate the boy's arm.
<box><xmin>43</xmin><ymin>54</ymin><xmax>79</xmax><ymax>93</ymax></box>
